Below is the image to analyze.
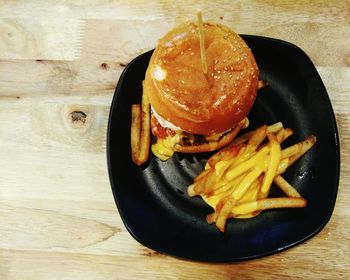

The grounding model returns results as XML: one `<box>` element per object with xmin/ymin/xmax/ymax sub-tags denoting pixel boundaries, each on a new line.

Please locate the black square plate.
<box><xmin>107</xmin><ymin>35</ymin><xmax>340</xmax><ymax>262</ymax></box>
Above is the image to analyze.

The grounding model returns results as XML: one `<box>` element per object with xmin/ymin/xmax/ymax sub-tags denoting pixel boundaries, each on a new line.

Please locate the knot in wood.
<box><xmin>71</xmin><ymin>111</ymin><xmax>87</xmax><ymax>124</ymax></box>
<box><xmin>101</xmin><ymin>62</ymin><xmax>109</xmax><ymax>69</ymax></box>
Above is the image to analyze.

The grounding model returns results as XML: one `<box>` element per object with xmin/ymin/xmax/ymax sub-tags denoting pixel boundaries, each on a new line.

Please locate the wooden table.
<box><xmin>1</xmin><ymin>1</ymin><xmax>349</xmax><ymax>279</ymax></box>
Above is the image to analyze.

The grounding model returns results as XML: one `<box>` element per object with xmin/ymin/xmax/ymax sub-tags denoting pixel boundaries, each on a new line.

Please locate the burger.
<box><xmin>142</xmin><ymin>21</ymin><xmax>259</xmax><ymax>161</ymax></box>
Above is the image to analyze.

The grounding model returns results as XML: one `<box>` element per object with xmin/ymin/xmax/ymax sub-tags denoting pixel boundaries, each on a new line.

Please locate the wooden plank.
<box><xmin>1</xmin><ymin>239</ymin><xmax>349</xmax><ymax>280</ymax></box>
<box><xmin>1</xmin><ymin>1</ymin><xmax>350</xmax><ymax>279</ymax></box>
<box><xmin>1</xmin><ymin>0</ymin><xmax>349</xmax><ymax>23</ymax></box>
<box><xmin>259</xmin><ymin>24</ymin><xmax>350</xmax><ymax>67</ymax></box>
<box><xmin>0</xmin><ymin>18</ymin><xmax>85</xmax><ymax>60</ymax></box>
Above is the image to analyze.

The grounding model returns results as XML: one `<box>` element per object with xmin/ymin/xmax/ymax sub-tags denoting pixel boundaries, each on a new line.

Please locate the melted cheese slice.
<box><xmin>201</xmin><ymin>188</ymin><xmax>259</xmax><ymax>219</ymax></box>
<box><xmin>151</xmin><ymin>133</ymin><xmax>180</xmax><ymax>161</ymax></box>
<box><xmin>199</xmin><ymin>149</ymin><xmax>269</xmax><ymax>219</ymax></box>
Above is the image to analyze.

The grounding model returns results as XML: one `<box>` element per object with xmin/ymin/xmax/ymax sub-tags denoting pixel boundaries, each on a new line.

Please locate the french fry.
<box><xmin>207</xmin><ymin>118</ymin><xmax>249</xmax><ymax>166</ymax></box>
<box><xmin>213</xmin><ymin>145</ymin><xmax>245</xmax><ymax>183</ymax></box>
<box><xmin>281</xmin><ymin>142</ymin><xmax>302</xmax><ymax>159</ymax></box>
<box><xmin>229</xmin><ymin>144</ymin><xmax>258</xmax><ymax>168</ymax></box>
<box><xmin>205</xmin><ymin>118</ymin><xmax>248</xmax><ymax>168</ymax></box>
<box><xmin>225</xmin><ymin>146</ymin><xmax>269</xmax><ymax>181</ymax></box>
<box><xmin>212</xmin><ymin>147</ymin><xmax>256</xmax><ymax>190</ymax></box>
<box><xmin>237</xmin><ymin>179</ymin><xmax>260</xmax><ymax>204</ymax></box>
<box><xmin>137</xmin><ymin>91</ymin><xmax>151</xmax><ymax>165</ymax></box>
<box><xmin>194</xmin><ymin>168</ymin><xmax>217</xmax><ymax>195</ymax></box>
<box><xmin>276</xmin><ymin>128</ymin><xmax>293</xmax><ymax>143</ymax></box>
<box><xmin>207</xmin><ymin>143</ymin><xmax>246</xmax><ymax>183</ymax></box>
<box><xmin>246</xmin><ymin>125</ymin><xmax>267</xmax><ymax>152</ymax></box>
<box><xmin>194</xmin><ymin>167</ymin><xmax>211</xmax><ymax>182</ymax></box>
<box><xmin>231</xmin><ymin>131</ymin><xmax>253</xmax><ymax>145</ymax></box>
<box><xmin>207</xmin><ymin>143</ymin><xmax>241</xmax><ymax>169</ymax></box>
<box><xmin>192</xmin><ymin>120</ymin><xmax>273</xmax><ymax>168</ymax></box>
<box><xmin>215</xmin><ymin>197</ymin><xmax>236</xmax><ymax>232</ymax></box>
<box><xmin>131</xmin><ymin>89</ymin><xmax>152</xmax><ymax>165</ymax></box>
<box><xmin>275</xmin><ymin>128</ymin><xmax>285</xmax><ymax>143</ymax></box>
<box><xmin>259</xmin><ymin>134</ymin><xmax>281</xmax><ymax>198</ymax></box>
<box><xmin>276</xmin><ymin>158</ymin><xmax>290</xmax><ymax>175</ymax></box>
<box><xmin>231</xmin><ymin>197</ymin><xmax>307</xmax><ymax>217</ymax></box>
<box><xmin>288</xmin><ymin>135</ymin><xmax>317</xmax><ymax>166</ymax></box>
<box><xmin>232</xmin><ymin>168</ymin><xmax>263</xmax><ymax>200</ymax></box>
<box><xmin>131</xmin><ymin>104</ymin><xmax>142</xmax><ymax>165</ymax></box>
<box><xmin>187</xmin><ymin>183</ymin><xmax>197</xmax><ymax>197</ymax></box>
<box><xmin>213</xmin><ymin>172</ymin><xmax>246</xmax><ymax>196</ymax></box>
<box><xmin>206</xmin><ymin>212</ymin><xmax>217</xmax><ymax>224</ymax></box>
<box><xmin>277</xmin><ymin>135</ymin><xmax>316</xmax><ymax>173</ymax></box>
<box><xmin>274</xmin><ymin>175</ymin><xmax>301</xmax><ymax>198</ymax></box>
<box><xmin>267</xmin><ymin>122</ymin><xmax>283</xmax><ymax>133</ymax></box>
<box><xmin>232</xmin><ymin>122</ymin><xmax>283</xmax><ymax>145</ymax></box>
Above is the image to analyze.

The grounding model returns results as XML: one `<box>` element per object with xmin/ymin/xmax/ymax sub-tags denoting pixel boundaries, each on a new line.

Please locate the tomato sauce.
<box><xmin>151</xmin><ymin>115</ymin><xmax>176</xmax><ymax>139</ymax></box>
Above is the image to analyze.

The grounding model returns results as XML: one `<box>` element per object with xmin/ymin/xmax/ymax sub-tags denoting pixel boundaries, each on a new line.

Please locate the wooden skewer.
<box><xmin>197</xmin><ymin>11</ymin><xmax>208</xmax><ymax>74</ymax></box>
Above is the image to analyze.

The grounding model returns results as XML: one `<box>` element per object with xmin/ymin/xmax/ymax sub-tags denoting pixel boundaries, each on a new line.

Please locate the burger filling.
<box><xmin>150</xmin><ymin>109</ymin><xmax>233</xmax><ymax>160</ymax></box>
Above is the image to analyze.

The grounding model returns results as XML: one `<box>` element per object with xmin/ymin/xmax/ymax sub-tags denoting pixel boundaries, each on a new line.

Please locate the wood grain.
<box><xmin>1</xmin><ymin>1</ymin><xmax>349</xmax><ymax>279</ymax></box>
<box><xmin>0</xmin><ymin>18</ymin><xmax>85</xmax><ymax>60</ymax></box>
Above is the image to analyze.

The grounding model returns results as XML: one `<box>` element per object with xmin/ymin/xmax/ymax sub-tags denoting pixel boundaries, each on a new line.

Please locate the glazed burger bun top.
<box><xmin>144</xmin><ymin>22</ymin><xmax>259</xmax><ymax>135</ymax></box>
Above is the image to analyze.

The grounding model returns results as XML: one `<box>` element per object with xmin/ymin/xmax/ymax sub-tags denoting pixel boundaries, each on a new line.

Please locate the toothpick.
<box><xmin>197</xmin><ymin>11</ymin><xmax>208</xmax><ymax>75</ymax></box>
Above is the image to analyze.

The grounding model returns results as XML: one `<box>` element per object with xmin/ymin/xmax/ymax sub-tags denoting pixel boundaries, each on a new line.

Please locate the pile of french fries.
<box><xmin>187</xmin><ymin>122</ymin><xmax>316</xmax><ymax>232</ymax></box>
